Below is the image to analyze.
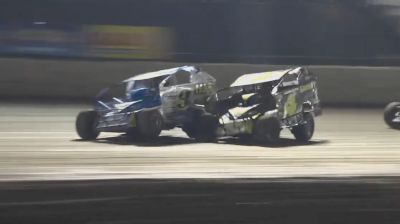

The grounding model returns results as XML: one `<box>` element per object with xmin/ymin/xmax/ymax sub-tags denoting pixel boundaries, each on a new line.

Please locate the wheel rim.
<box><xmin>393</xmin><ymin>111</ymin><xmax>400</xmax><ymax>123</ymax></box>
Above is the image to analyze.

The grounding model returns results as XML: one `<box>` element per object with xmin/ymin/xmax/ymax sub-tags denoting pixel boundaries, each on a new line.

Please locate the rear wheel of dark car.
<box><xmin>384</xmin><ymin>102</ymin><xmax>400</xmax><ymax>130</ymax></box>
<box><xmin>292</xmin><ymin>112</ymin><xmax>315</xmax><ymax>142</ymax></box>
<box><xmin>183</xmin><ymin>114</ymin><xmax>218</xmax><ymax>142</ymax></box>
<box><xmin>76</xmin><ymin>110</ymin><xmax>100</xmax><ymax>140</ymax></box>
<box><xmin>253</xmin><ymin>117</ymin><xmax>281</xmax><ymax>144</ymax></box>
<box><xmin>136</xmin><ymin>110</ymin><xmax>163</xmax><ymax>139</ymax></box>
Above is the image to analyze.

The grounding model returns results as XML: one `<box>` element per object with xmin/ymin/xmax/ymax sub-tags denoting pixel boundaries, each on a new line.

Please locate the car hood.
<box><xmin>113</xmin><ymin>100</ymin><xmax>142</xmax><ymax>111</ymax></box>
<box><xmin>230</xmin><ymin>69</ymin><xmax>291</xmax><ymax>87</ymax></box>
<box><xmin>122</xmin><ymin>66</ymin><xmax>198</xmax><ymax>82</ymax></box>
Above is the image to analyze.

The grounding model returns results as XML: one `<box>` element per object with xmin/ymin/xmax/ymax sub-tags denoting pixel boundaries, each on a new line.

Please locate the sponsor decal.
<box><xmin>84</xmin><ymin>25</ymin><xmax>174</xmax><ymax>59</ymax></box>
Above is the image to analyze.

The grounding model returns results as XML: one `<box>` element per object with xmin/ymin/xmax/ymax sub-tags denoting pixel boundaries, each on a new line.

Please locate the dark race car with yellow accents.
<box><xmin>75</xmin><ymin>66</ymin><xmax>217</xmax><ymax>140</ymax></box>
<box><xmin>183</xmin><ymin>67</ymin><xmax>322</xmax><ymax>144</ymax></box>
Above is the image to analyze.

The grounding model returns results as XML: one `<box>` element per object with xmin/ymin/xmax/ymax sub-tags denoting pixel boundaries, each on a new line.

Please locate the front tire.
<box><xmin>253</xmin><ymin>117</ymin><xmax>281</xmax><ymax>144</ymax></box>
<box><xmin>292</xmin><ymin>112</ymin><xmax>314</xmax><ymax>142</ymax></box>
<box><xmin>182</xmin><ymin>114</ymin><xmax>218</xmax><ymax>142</ymax></box>
<box><xmin>76</xmin><ymin>110</ymin><xmax>100</xmax><ymax>140</ymax></box>
<box><xmin>384</xmin><ymin>102</ymin><xmax>400</xmax><ymax>129</ymax></box>
<box><xmin>136</xmin><ymin>110</ymin><xmax>163</xmax><ymax>139</ymax></box>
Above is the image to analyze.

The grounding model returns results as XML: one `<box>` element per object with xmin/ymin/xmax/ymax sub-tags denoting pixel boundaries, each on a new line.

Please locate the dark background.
<box><xmin>0</xmin><ymin>0</ymin><xmax>400</xmax><ymax>65</ymax></box>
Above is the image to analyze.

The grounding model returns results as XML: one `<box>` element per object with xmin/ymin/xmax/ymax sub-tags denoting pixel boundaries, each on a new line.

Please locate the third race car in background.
<box><xmin>384</xmin><ymin>102</ymin><xmax>400</xmax><ymax>130</ymax></box>
<box><xmin>186</xmin><ymin>67</ymin><xmax>322</xmax><ymax>144</ymax></box>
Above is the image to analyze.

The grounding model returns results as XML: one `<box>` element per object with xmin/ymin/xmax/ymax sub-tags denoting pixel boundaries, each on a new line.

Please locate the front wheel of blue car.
<box><xmin>76</xmin><ymin>110</ymin><xmax>100</xmax><ymax>140</ymax></box>
<box><xmin>136</xmin><ymin>110</ymin><xmax>163</xmax><ymax>139</ymax></box>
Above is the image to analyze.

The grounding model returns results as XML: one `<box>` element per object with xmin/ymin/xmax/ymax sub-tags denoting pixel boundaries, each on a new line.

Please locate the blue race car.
<box><xmin>76</xmin><ymin>66</ymin><xmax>216</xmax><ymax>140</ymax></box>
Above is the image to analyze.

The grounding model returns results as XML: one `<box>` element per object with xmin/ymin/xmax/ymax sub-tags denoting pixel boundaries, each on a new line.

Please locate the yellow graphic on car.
<box><xmin>285</xmin><ymin>94</ymin><xmax>298</xmax><ymax>117</ymax></box>
<box><xmin>300</xmin><ymin>82</ymin><xmax>314</xmax><ymax>93</ymax></box>
<box><xmin>128</xmin><ymin>113</ymin><xmax>136</xmax><ymax>127</ymax></box>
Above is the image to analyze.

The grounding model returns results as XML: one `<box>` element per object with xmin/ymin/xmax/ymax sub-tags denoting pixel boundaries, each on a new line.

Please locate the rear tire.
<box><xmin>182</xmin><ymin>114</ymin><xmax>218</xmax><ymax>142</ymax></box>
<box><xmin>182</xmin><ymin>124</ymin><xmax>196</xmax><ymax>139</ymax></box>
<box><xmin>384</xmin><ymin>102</ymin><xmax>400</xmax><ymax>129</ymax></box>
<box><xmin>292</xmin><ymin>112</ymin><xmax>314</xmax><ymax>142</ymax></box>
<box><xmin>136</xmin><ymin>110</ymin><xmax>163</xmax><ymax>139</ymax></box>
<box><xmin>76</xmin><ymin>110</ymin><xmax>100</xmax><ymax>140</ymax></box>
<box><xmin>253</xmin><ymin>117</ymin><xmax>281</xmax><ymax>144</ymax></box>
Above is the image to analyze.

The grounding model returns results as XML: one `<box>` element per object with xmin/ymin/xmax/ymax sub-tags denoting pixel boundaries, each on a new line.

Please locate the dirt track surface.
<box><xmin>0</xmin><ymin>103</ymin><xmax>399</xmax><ymax>181</ymax></box>
<box><xmin>1</xmin><ymin>177</ymin><xmax>400</xmax><ymax>224</ymax></box>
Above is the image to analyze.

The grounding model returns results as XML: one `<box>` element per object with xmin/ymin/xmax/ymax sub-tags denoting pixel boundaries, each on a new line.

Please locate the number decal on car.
<box><xmin>285</xmin><ymin>94</ymin><xmax>298</xmax><ymax>117</ymax></box>
<box><xmin>195</xmin><ymin>83</ymin><xmax>213</xmax><ymax>95</ymax></box>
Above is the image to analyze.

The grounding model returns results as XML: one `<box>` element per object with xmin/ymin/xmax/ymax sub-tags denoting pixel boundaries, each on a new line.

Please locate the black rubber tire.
<box><xmin>384</xmin><ymin>102</ymin><xmax>400</xmax><ymax>130</ymax></box>
<box><xmin>182</xmin><ymin>110</ymin><xmax>203</xmax><ymax>139</ymax></box>
<box><xmin>238</xmin><ymin>134</ymin><xmax>253</xmax><ymax>142</ymax></box>
<box><xmin>136</xmin><ymin>110</ymin><xmax>163</xmax><ymax>139</ymax></box>
<box><xmin>125</xmin><ymin>128</ymin><xmax>140</xmax><ymax>140</ymax></box>
<box><xmin>182</xmin><ymin>124</ymin><xmax>197</xmax><ymax>139</ymax></box>
<box><xmin>253</xmin><ymin>117</ymin><xmax>281</xmax><ymax>144</ymax></box>
<box><xmin>76</xmin><ymin>110</ymin><xmax>100</xmax><ymax>140</ymax></box>
<box><xmin>292</xmin><ymin>112</ymin><xmax>315</xmax><ymax>142</ymax></box>
<box><xmin>182</xmin><ymin>114</ymin><xmax>218</xmax><ymax>142</ymax></box>
<box><xmin>196</xmin><ymin>115</ymin><xmax>218</xmax><ymax>142</ymax></box>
